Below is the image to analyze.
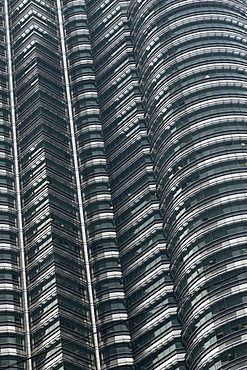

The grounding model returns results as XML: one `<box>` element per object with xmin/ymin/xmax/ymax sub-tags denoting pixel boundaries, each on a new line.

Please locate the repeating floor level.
<box><xmin>0</xmin><ymin>0</ymin><xmax>247</xmax><ymax>370</ymax></box>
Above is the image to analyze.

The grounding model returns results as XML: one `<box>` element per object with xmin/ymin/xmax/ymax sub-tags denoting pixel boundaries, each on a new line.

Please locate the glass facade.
<box><xmin>128</xmin><ymin>1</ymin><xmax>247</xmax><ymax>369</ymax></box>
<box><xmin>0</xmin><ymin>0</ymin><xmax>247</xmax><ymax>369</ymax></box>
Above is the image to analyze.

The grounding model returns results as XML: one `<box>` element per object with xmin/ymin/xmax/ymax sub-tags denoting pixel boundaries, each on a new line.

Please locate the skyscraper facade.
<box><xmin>1</xmin><ymin>0</ymin><xmax>247</xmax><ymax>369</ymax></box>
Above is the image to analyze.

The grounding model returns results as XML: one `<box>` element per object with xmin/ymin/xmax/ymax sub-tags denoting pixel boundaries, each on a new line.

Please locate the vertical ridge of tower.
<box><xmin>58</xmin><ymin>0</ymin><xmax>134</xmax><ymax>369</ymax></box>
<box><xmin>1</xmin><ymin>0</ymin><xmax>32</xmax><ymax>368</ymax></box>
<box><xmin>56</xmin><ymin>0</ymin><xmax>101</xmax><ymax>368</ymax></box>
<box><xmin>7</xmin><ymin>0</ymin><xmax>95</xmax><ymax>368</ymax></box>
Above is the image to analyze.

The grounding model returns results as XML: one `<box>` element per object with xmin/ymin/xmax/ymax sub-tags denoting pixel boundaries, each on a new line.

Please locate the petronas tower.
<box><xmin>1</xmin><ymin>1</ymin><xmax>247</xmax><ymax>369</ymax></box>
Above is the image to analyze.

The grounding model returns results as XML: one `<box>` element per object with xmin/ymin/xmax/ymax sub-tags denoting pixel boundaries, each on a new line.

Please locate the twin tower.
<box><xmin>1</xmin><ymin>1</ymin><xmax>247</xmax><ymax>370</ymax></box>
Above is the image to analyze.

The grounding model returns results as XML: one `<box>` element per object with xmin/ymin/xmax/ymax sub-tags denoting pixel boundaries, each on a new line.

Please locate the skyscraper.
<box><xmin>1</xmin><ymin>0</ymin><xmax>247</xmax><ymax>369</ymax></box>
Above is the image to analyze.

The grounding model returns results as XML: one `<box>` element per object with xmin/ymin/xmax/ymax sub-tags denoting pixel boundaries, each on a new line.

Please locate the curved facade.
<box><xmin>86</xmin><ymin>1</ymin><xmax>186</xmax><ymax>369</ymax></box>
<box><xmin>128</xmin><ymin>0</ymin><xmax>247</xmax><ymax>369</ymax></box>
<box><xmin>1</xmin><ymin>0</ymin><xmax>247</xmax><ymax>370</ymax></box>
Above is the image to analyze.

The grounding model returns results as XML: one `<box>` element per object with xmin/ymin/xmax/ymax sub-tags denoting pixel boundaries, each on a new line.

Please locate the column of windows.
<box><xmin>62</xmin><ymin>1</ymin><xmax>132</xmax><ymax>369</ymax></box>
<box><xmin>87</xmin><ymin>1</ymin><xmax>186</xmax><ymax>370</ymax></box>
